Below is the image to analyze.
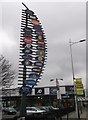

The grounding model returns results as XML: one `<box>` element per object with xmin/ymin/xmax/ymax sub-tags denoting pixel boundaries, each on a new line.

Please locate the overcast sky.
<box><xmin>0</xmin><ymin>2</ymin><xmax>86</xmax><ymax>89</ymax></box>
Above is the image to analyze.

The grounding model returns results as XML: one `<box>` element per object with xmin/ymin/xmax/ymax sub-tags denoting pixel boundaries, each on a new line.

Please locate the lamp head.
<box><xmin>80</xmin><ymin>39</ymin><xmax>86</xmax><ymax>42</ymax></box>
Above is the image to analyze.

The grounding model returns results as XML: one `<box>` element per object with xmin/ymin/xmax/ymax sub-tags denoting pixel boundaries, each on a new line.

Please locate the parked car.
<box><xmin>47</xmin><ymin>106</ymin><xmax>59</xmax><ymax>110</ymax></box>
<box><xmin>38</xmin><ymin>106</ymin><xmax>59</xmax><ymax>111</ymax></box>
<box><xmin>41</xmin><ymin>106</ymin><xmax>59</xmax><ymax>111</ymax></box>
<box><xmin>26</xmin><ymin>106</ymin><xmax>46</xmax><ymax>115</ymax></box>
<box><xmin>38</xmin><ymin>106</ymin><xmax>50</xmax><ymax>112</ymax></box>
<box><xmin>38</xmin><ymin>106</ymin><xmax>60</xmax><ymax>120</ymax></box>
<box><xmin>2</xmin><ymin>107</ymin><xmax>17</xmax><ymax>115</ymax></box>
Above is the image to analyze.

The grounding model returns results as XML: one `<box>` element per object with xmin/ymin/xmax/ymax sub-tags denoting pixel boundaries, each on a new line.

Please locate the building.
<box><xmin>1</xmin><ymin>85</ymin><xmax>76</xmax><ymax>112</ymax></box>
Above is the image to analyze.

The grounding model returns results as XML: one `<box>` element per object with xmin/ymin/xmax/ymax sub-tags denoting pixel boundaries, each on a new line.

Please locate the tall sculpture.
<box><xmin>18</xmin><ymin>3</ymin><xmax>47</xmax><ymax>117</ymax></box>
<box><xmin>18</xmin><ymin>3</ymin><xmax>47</xmax><ymax>95</ymax></box>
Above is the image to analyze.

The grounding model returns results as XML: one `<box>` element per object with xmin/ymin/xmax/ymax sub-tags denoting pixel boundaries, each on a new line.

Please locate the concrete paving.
<box><xmin>62</xmin><ymin>108</ymin><xmax>87</xmax><ymax>119</ymax></box>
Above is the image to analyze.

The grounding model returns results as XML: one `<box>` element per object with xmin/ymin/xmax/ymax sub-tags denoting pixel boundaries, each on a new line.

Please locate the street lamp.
<box><xmin>50</xmin><ymin>78</ymin><xmax>63</xmax><ymax>120</ymax></box>
<box><xmin>69</xmin><ymin>38</ymin><xmax>86</xmax><ymax>119</ymax></box>
<box><xmin>69</xmin><ymin>39</ymin><xmax>86</xmax><ymax>80</ymax></box>
<box><xmin>50</xmin><ymin>78</ymin><xmax>63</xmax><ymax>99</ymax></box>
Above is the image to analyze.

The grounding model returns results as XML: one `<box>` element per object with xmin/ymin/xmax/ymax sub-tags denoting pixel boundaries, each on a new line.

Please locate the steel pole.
<box><xmin>69</xmin><ymin>39</ymin><xmax>80</xmax><ymax>119</ymax></box>
<box><xmin>20</xmin><ymin>3</ymin><xmax>28</xmax><ymax>118</ymax></box>
<box><xmin>69</xmin><ymin>39</ymin><xmax>75</xmax><ymax>80</ymax></box>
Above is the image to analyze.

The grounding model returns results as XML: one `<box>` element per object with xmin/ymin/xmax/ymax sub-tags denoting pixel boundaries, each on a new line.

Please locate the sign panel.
<box><xmin>19</xmin><ymin>86</ymin><xmax>32</xmax><ymax>94</ymax></box>
<box><xmin>22</xmin><ymin>55</ymin><xmax>32</xmax><ymax>60</ymax></box>
<box><xmin>23</xmin><ymin>38</ymin><xmax>32</xmax><ymax>43</ymax></box>
<box><xmin>25</xmin><ymin>44</ymin><xmax>32</xmax><ymax>49</ymax></box>
<box><xmin>32</xmin><ymin>67</ymin><xmax>41</xmax><ymax>73</ymax></box>
<box><xmin>25</xmin><ymin>80</ymin><xmax>36</xmax><ymax>85</ymax></box>
<box><xmin>76</xmin><ymin>89</ymin><xmax>84</xmax><ymax>95</ymax></box>
<box><xmin>31</xmin><ymin>20</ymin><xmax>40</xmax><ymax>25</ymax></box>
<box><xmin>22</xmin><ymin>49</ymin><xmax>32</xmax><ymax>54</ymax></box>
<box><xmin>35</xmin><ymin>88</ymin><xmax>44</xmax><ymax>94</ymax></box>
<box><xmin>22</xmin><ymin>60</ymin><xmax>32</xmax><ymax>66</ymax></box>
<box><xmin>23</xmin><ymin>27</ymin><xmax>32</xmax><ymax>33</ymax></box>
<box><xmin>34</xmin><ymin>62</ymin><xmax>43</xmax><ymax>67</ymax></box>
<box><xmin>36</xmin><ymin>50</ymin><xmax>44</xmax><ymax>56</ymax></box>
<box><xmin>65</xmin><ymin>85</ymin><xmax>74</xmax><ymax>94</ymax></box>
<box><xmin>35</xmin><ymin>56</ymin><xmax>44</xmax><ymax>62</ymax></box>
<box><xmin>23</xmin><ymin>33</ymin><xmax>32</xmax><ymax>38</ymax></box>
<box><xmin>29</xmin><ymin>15</ymin><xmax>37</xmax><ymax>20</ymax></box>
<box><xmin>74</xmin><ymin>78</ymin><xmax>84</xmax><ymax>95</ymax></box>
<box><xmin>29</xmin><ymin>73</ymin><xmax>39</xmax><ymax>79</ymax></box>
<box><xmin>33</xmin><ymin>25</ymin><xmax>42</xmax><ymax>31</ymax></box>
<box><xmin>49</xmin><ymin>87</ymin><xmax>57</xmax><ymax>95</ymax></box>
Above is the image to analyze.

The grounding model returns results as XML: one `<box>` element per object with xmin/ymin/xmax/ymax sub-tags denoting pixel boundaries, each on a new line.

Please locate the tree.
<box><xmin>0</xmin><ymin>55</ymin><xmax>16</xmax><ymax>95</ymax></box>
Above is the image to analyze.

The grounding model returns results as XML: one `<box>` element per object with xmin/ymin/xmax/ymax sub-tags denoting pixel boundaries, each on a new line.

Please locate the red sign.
<box><xmin>37</xmin><ymin>41</ymin><xmax>44</xmax><ymax>45</ymax></box>
<box><xmin>23</xmin><ymin>38</ymin><xmax>32</xmax><ymax>43</ymax></box>
<box><xmin>37</xmin><ymin>46</ymin><xmax>44</xmax><ymax>50</ymax></box>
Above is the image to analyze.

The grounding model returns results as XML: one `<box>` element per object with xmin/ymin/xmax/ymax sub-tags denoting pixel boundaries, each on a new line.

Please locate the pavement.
<box><xmin>62</xmin><ymin>107</ymin><xmax>87</xmax><ymax>120</ymax></box>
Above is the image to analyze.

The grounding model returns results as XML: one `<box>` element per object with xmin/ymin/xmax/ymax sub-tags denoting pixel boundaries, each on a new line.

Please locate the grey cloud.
<box><xmin>1</xmin><ymin>2</ymin><xmax>86</xmax><ymax>88</ymax></box>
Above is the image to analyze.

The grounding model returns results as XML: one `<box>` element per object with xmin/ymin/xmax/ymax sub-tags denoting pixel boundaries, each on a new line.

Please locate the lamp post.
<box><xmin>50</xmin><ymin>78</ymin><xmax>63</xmax><ymax>120</ymax></box>
<box><xmin>50</xmin><ymin>78</ymin><xmax>63</xmax><ymax>100</ymax></box>
<box><xmin>69</xmin><ymin>38</ymin><xmax>86</xmax><ymax>119</ymax></box>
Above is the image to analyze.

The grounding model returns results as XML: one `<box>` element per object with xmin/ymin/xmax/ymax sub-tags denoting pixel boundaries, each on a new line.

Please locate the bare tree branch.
<box><xmin>0</xmin><ymin>55</ymin><xmax>16</xmax><ymax>95</ymax></box>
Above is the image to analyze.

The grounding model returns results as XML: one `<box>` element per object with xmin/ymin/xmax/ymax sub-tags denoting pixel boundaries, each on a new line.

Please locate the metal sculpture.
<box><xmin>18</xmin><ymin>3</ymin><xmax>47</xmax><ymax>95</ymax></box>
